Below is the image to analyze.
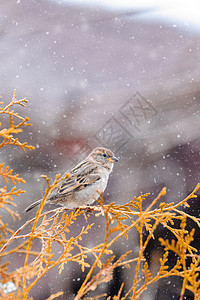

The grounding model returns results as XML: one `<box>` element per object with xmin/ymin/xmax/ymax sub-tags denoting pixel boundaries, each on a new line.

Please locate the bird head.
<box><xmin>89</xmin><ymin>147</ymin><xmax>118</xmax><ymax>171</ymax></box>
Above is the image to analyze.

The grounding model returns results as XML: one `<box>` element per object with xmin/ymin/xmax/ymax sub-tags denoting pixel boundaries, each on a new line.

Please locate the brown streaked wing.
<box><xmin>49</xmin><ymin>164</ymin><xmax>101</xmax><ymax>199</ymax></box>
<box><xmin>70</xmin><ymin>160</ymin><xmax>91</xmax><ymax>174</ymax></box>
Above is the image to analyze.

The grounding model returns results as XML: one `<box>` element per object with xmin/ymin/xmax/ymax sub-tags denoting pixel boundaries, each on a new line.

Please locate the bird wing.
<box><xmin>49</xmin><ymin>162</ymin><xmax>101</xmax><ymax>200</ymax></box>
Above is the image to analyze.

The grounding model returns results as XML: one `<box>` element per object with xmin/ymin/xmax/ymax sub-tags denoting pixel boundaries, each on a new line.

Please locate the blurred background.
<box><xmin>1</xmin><ymin>0</ymin><xmax>200</xmax><ymax>299</ymax></box>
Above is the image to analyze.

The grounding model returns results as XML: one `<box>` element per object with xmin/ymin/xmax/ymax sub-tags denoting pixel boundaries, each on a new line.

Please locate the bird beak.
<box><xmin>107</xmin><ymin>156</ymin><xmax>119</xmax><ymax>163</ymax></box>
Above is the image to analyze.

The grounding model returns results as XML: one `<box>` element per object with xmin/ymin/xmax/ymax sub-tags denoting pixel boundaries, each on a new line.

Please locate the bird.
<box><xmin>25</xmin><ymin>147</ymin><xmax>118</xmax><ymax>212</ymax></box>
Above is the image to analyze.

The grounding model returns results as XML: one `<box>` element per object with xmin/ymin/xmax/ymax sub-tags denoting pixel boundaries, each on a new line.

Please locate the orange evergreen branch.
<box><xmin>46</xmin><ymin>291</ymin><xmax>64</xmax><ymax>300</ymax></box>
<box><xmin>0</xmin><ymin>163</ymin><xmax>25</xmax><ymax>185</ymax></box>
<box><xmin>0</xmin><ymin>90</ymin><xmax>35</xmax><ymax>151</ymax></box>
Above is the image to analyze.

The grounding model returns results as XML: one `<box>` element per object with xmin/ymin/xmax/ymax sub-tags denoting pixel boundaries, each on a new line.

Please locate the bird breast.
<box><xmin>75</xmin><ymin>169</ymin><xmax>109</xmax><ymax>205</ymax></box>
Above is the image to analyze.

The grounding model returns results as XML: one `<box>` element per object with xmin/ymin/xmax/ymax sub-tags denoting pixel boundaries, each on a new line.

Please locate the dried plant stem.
<box><xmin>173</xmin><ymin>183</ymin><xmax>200</xmax><ymax>209</ymax></box>
<box><xmin>0</xmin><ymin>207</ymin><xmax>63</xmax><ymax>255</ymax></box>
<box><xmin>75</xmin><ymin>211</ymin><xmax>111</xmax><ymax>299</ymax></box>
<box><xmin>22</xmin><ymin>175</ymin><xmax>61</xmax><ymax>296</ymax></box>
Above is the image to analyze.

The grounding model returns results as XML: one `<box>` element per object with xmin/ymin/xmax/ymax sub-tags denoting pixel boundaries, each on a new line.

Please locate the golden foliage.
<box><xmin>0</xmin><ymin>90</ymin><xmax>34</xmax><ymax>151</ymax></box>
<box><xmin>1</xmin><ymin>92</ymin><xmax>200</xmax><ymax>299</ymax></box>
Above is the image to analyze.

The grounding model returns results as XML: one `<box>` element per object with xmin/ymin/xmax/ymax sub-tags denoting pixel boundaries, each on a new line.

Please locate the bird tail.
<box><xmin>25</xmin><ymin>199</ymin><xmax>42</xmax><ymax>212</ymax></box>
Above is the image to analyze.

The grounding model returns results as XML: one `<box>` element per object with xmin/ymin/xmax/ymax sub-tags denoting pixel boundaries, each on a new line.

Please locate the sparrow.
<box><xmin>25</xmin><ymin>147</ymin><xmax>118</xmax><ymax>212</ymax></box>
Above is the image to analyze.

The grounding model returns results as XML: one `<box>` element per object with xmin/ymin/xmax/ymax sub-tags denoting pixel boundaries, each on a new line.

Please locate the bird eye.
<box><xmin>103</xmin><ymin>153</ymin><xmax>107</xmax><ymax>157</ymax></box>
